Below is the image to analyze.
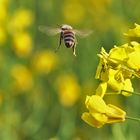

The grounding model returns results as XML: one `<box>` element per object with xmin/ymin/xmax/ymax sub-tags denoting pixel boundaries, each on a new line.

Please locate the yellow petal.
<box><xmin>91</xmin><ymin>112</ymin><xmax>108</xmax><ymax>123</ymax></box>
<box><xmin>124</xmin><ymin>23</ymin><xmax>140</xmax><ymax>37</ymax></box>
<box><xmin>131</xmin><ymin>41</ymin><xmax>140</xmax><ymax>52</ymax></box>
<box><xmin>121</xmin><ymin>79</ymin><xmax>133</xmax><ymax>96</ymax></box>
<box><xmin>95</xmin><ymin>82</ymin><xmax>107</xmax><ymax>98</ymax></box>
<box><xmin>107</xmin><ymin>117</ymin><xmax>125</xmax><ymax>124</ymax></box>
<box><xmin>107</xmin><ymin>69</ymin><xmax>124</xmax><ymax>91</ymax></box>
<box><xmin>81</xmin><ymin>112</ymin><xmax>104</xmax><ymax>128</ymax></box>
<box><xmin>85</xmin><ymin>95</ymin><xmax>107</xmax><ymax>113</ymax></box>
<box><xmin>109</xmin><ymin>45</ymin><xmax>128</xmax><ymax>61</ymax></box>
<box><xmin>127</xmin><ymin>51</ymin><xmax>140</xmax><ymax>70</ymax></box>
<box><xmin>106</xmin><ymin>104</ymin><xmax>126</xmax><ymax>120</ymax></box>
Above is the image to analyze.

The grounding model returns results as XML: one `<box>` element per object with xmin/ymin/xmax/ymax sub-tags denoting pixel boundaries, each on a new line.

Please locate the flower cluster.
<box><xmin>9</xmin><ymin>9</ymin><xmax>34</xmax><ymax>57</ymax></box>
<box><xmin>82</xmin><ymin>23</ymin><xmax>140</xmax><ymax>128</ymax></box>
<box><xmin>0</xmin><ymin>0</ymin><xmax>34</xmax><ymax>57</ymax></box>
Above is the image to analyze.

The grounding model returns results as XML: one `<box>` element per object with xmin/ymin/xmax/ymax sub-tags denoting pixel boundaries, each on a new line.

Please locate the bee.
<box><xmin>39</xmin><ymin>24</ymin><xmax>92</xmax><ymax>56</ymax></box>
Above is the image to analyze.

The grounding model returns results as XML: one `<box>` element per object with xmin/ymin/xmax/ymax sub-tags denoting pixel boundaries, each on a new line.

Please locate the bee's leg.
<box><xmin>72</xmin><ymin>43</ymin><xmax>76</xmax><ymax>56</ymax></box>
<box><xmin>55</xmin><ymin>32</ymin><xmax>63</xmax><ymax>53</ymax></box>
<box><xmin>72</xmin><ymin>38</ymin><xmax>77</xmax><ymax>56</ymax></box>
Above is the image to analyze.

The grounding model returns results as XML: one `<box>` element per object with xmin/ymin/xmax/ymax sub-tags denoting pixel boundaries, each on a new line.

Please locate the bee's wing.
<box><xmin>74</xmin><ymin>29</ymin><xmax>93</xmax><ymax>38</ymax></box>
<box><xmin>38</xmin><ymin>26</ymin><xmax>61</xmax><ymax>36</ymax></box>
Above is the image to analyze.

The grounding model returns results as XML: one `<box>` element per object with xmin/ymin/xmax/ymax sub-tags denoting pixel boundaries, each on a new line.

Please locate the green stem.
<box><xmin>105</xmin><ymin>92</ymin><xmax>119</xmax><ymax>95</ymax></box>
<box><xmin>121</xmin><ymin>90</ymin><xmax>140</xmax><ymax>96</ymax></box>
<box><xmin>126</xmin><ymin>116</ymin><xmax>140</xmax><ymax>122</ymax></box>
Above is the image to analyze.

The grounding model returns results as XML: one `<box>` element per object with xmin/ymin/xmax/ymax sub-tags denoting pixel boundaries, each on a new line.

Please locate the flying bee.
<box><xmin>39</xmin><ymin>24</ymin><xmax>93</xmax><ymax>56</ymax></box>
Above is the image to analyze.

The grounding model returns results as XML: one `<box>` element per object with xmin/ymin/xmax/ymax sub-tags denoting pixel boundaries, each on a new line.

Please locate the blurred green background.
<box><xmin>0</xmin><ymin>0</ymin><xmax>140</xmax><ymax>139</ymax></box>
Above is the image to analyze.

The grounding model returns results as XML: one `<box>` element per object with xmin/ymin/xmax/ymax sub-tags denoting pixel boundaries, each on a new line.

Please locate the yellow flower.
<box><xmin>8</xmin><ymin>9</ymin><xmax>33</xmax><ymax>33</ymax></box>
<box><xmin>11</xmin><ymin>64</ymin><xmax>33</xmax><ymax>92</ymax></box>
<box><xmin>85</xmin><ymin>95</ymin><xmax>107</xmax><ymax>113</ymax></box>
<box><xmin>82</xmin><ymin>112</ymin><xmax>106</xmax><ymax>128</ymax></box>
<box><xmin>13</xmin><ymin>32</ymin><xmax>32</xmax><ymax>57</ymax></box>
<box><xmin>0</xmin><ymin>5</ymin><xmax>7</xmax><ymax>23</ymax></box>
<box><xmin>82</xmin><ymin>95</ymin><xmax>126</xmax><ymax>128</ymax></box>
<box><xmin>124</xmin><ymin>23</ymin><xmax>140</xmax><ymax>37</ymax></box>
<box><xmin>98</xmin><ymin>46</ymin><xmax>140</xmax><ymax>78</ymax></box>
<box><xmin>63</xmin><ymin>1</ymin><xmax>85</xmax><ymax>24</ymax></box>
<box><xmin>109</xmin><ymin>44</ymin><xmax>133</xmax><ymax>62</ymax></box>
<box><xmin>107</xmin><ymin>69</ymin><xmax>124</xmax><ymax>91</ymax></box>
<box><xmin>107</xmin><ymin>69</ymin><xmax>133</xmax><ymax>95</ymax></box>
<box><xmin>105</xmin><ymin>104</ymin><xmax>126</xmax><ymax>123</ymax></box>
<box><xmin>57</xmin><ymin>74</ymin><xmax>80</xmax><ymax>107</ymax></box>
<box><xmin>32</xmin><ymin>50</ymin><xmax>57</xmax><ymax>74</ymax></box>
<box><xmin>96</xmin><ymin>47</ymin><xmax>135</xmax><ymax>95</ymax></box>
<box><xmin>0</xmin><ymin>0</ymin><xmax>8</xmax><ymax>6</ymax></box>
<box><xmin>107</xmin><ymin>42</ymin><xmax>140</xmax><ymax>71</ymax></box>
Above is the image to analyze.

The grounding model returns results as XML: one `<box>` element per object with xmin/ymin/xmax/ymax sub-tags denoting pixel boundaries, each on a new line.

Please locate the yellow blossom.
<box><xmin>105</xmin><ymin>104</ymin><xmax>126</xmax><ymax>123</ymax></box>
<box><xmin>0</xmin><ymin>5</ymin><xmax>7</xmax><ymax>23</ymax></box>
<box><xmin>107</xmin><ymin>69</ymin><xmax>124</xmax><ymax>91</ymax></box>
<box><xmin>124</xmin><ymin>23</ymin><xmax>140</xmax><ymax>37</ymax></box>
<box><xmin>97</xmin><ymin>46</ymin><xmax>139</xmax><ymax>78</ymax></box>
<box><xmin>0</xmin><ymin>0</ymin><xmax>8</xmax><ymax>6</ymax></box>
<box><xmin>109</xmin><ymin>44</ymin><xmax>133</xmax><ymax>62</ymax></box>
<box><xmin>106</xmin><ymin>69</ymin><xmax>133</xmax><ymax>95</ymax></box>
<box><xmin>82</xmin><ymin>112</ymin><xmax>106</xmax><ymax>128</ymax></box>
<box><xmin>82</xmin><ymin>95</ymin><xmax>126</xmax><ymax>128</ymax></box>
<box><xmin>8</xmin><ymin>9</ymin><xmax>33</xmax><ymax>33</ymax></box>
<box><xmin>13</xmin><ymin>32</ymin><xmax>32</xmax><ymax>57</ymax></box>
<box><xmin>85</xmin><ymin>95</ymin><xmax>107</xmax><ymax>113</ymax></box>
<box><xmin>63</xmin><ymin>1</ymin><xmax>85</xmax><ymax>24</ymax></box>
<box><xmin>11</xmin><ymin>64</ymin><xmax>33</xmax><ymax>92</ymax></box>
<box><xmin>32</xmin><ymin>50</ymin><xmax>57</xmax><ymax>74</ymax></box>
<box><xmin>57</xmin><ymin>74</ymin><xmax>80</xmax><ymax>107</ymax></box>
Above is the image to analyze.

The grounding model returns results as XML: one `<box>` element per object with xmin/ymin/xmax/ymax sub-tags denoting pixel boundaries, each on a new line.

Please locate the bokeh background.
<box><xmin>0</xmin><ymin>0</ymin><xmax>140</xmax><ymax>139</ymax></box>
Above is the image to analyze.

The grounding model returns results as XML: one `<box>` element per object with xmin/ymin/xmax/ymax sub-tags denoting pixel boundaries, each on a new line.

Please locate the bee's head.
<box><xmin>61</xmin><ymin>24</ymin><xmax>73</xmax><ymax>30</ymax></box>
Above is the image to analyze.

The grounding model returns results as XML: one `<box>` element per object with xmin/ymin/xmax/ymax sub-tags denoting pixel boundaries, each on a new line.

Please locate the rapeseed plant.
<box><xmin>82</xmin><ymin>23</ymin><xmax>140</xmax><ymax>128</ymax></box>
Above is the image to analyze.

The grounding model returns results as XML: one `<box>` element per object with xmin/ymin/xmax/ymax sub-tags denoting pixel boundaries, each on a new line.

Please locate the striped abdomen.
<box><xmin>63</xmin><ymin>30</ymin><xmax>75</xmax><ymax>48</ymax></box>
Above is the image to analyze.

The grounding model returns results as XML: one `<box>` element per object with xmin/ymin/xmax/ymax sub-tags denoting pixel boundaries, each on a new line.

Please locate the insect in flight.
<box><xmin>39</xmin><ymin>24</ymin><xmax>93</xmax><ymax>56</ymax></box>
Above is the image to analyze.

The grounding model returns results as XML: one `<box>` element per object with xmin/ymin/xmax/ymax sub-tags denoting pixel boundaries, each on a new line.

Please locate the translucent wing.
<box><xmin>38</xmin><ymin>25</ymin><xmax>61</xmax><ymax>36</ymax></box>
<box><xmin>74</xmin><ymin>29</ymin><xmax>93</xmax><ymax>38</ymax></box>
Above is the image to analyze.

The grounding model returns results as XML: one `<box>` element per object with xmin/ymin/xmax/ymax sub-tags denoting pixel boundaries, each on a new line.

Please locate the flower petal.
<box><xmin>85</xmin><ymin>95</ymin><xmax>107</xmax><ymax>113</ymax></box>
<box><xmin>121</xmin><ymin>79</ymin><xmax>133</xmax><ymax>96</ymax></box>
<box><xmin>106</xmin><ymin>104</ymin><xmax>126</xmax><ymax>120</ymax></box>
<box><xmin>81</xmin><ymin>112</ymin><xmax>104</xmax><ymax>128</ymax></box>
<box><xmin>96</xmin><ymin>82</ymin><xmax>107</xmax><ymax>98</ymax></box>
